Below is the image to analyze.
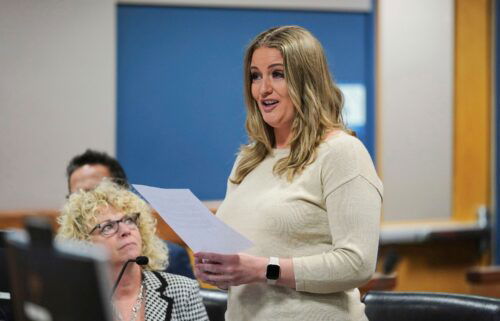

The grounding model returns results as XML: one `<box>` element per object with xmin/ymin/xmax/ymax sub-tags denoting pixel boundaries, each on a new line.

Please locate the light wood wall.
<box><xmin>378</xmin><ymin>241</ymin><xmax>488</xmax><ymax>293</ymax></box>
<box><xmin>375</xmin><ymin>0</ymin><xmax>494</xmax><ymax>293</ymax></box>
<box><xmin>453</xmin><ymin>0</ymin><xmax>492</xmax><ymax>221</ymax></box>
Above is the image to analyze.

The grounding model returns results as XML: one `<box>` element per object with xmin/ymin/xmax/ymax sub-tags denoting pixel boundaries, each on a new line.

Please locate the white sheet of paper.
<box><xmin>132</xmin><ymin>184</ymin><xmax>253</xmax><ymax>254</ymax></box>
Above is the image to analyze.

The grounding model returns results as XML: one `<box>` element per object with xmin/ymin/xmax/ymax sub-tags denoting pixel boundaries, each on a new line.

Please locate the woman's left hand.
<box><xmin>193</xmin><ymin>252</ymin><xmax>267</xmax><ymax>290</ymax></box>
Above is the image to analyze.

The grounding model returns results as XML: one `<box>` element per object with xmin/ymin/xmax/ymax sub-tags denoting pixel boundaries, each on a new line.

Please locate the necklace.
<box><xmin>114</xmin><ymin>283</ymin><xmax>144</xmax><ymax>321</ymax></box>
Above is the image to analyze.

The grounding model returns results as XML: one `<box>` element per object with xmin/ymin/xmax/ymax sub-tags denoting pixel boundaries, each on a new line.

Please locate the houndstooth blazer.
<box><xmin>143</xmin><ymin>271</ymin><xmax>208</xmax><ymax>321</ymax></box>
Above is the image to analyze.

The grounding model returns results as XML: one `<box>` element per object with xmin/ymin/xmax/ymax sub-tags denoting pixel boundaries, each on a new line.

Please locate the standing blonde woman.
<box><xmin>58</xmin><ymin>181</ymin><xmax>208</xmax><ymax>321</ymax></box>
<box><xmin>194</xmin><ymin>26</ymin><xmax>383</xmax><ymax>320</ymax></box>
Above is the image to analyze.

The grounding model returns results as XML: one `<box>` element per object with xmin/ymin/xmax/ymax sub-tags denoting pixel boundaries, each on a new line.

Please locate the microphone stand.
<box><xmin>110</xmin><ymin>256</ymin><xmax>149</xmax><ymax>298</ymax></box>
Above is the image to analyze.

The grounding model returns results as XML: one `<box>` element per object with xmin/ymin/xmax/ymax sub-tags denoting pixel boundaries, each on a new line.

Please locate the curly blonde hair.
<box><xmin>57</xmin><ymin>180</ymin><xmax>168</xmax><ymax>271</ymax></box>
<box><xmin>232</xmin><ymin>25</ymin><xmax>347</xmax><ymax>184</ymax></box>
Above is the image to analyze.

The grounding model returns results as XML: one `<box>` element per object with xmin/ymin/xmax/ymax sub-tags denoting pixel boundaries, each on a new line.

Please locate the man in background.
<box><xmin>66</xmin><ymin>149</ymin><xmax>195</xmax><ymax>279</ymax></box>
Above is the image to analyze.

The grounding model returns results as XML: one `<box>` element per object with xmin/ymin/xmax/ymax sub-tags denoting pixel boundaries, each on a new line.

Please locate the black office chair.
<box><xmin>0</xmin><ymin>231</ymin><xmax>13</xmax><ymax>321</ymax></box>
<box><xmin>199</xmin><ymin>288</ymin><xmax>227</xmax><ymax>321</ymax></box>
<box><xmin>362</xmin><ymin>291</ymin><xmax>500</xmax><ymax>321</ymax></box>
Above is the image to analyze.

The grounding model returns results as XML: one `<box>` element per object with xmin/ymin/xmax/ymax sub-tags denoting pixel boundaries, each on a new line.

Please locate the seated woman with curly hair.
<box><xmin>57</xmin><ymin>181</ymin><xmax>208</xmax><ymax>321</ymax></box>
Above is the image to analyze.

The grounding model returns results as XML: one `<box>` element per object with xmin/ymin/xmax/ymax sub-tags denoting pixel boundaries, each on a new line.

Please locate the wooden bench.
<box><xmin>0</xmin><ymin>206</ymin><xmax>397</xmax><ymax>291</ymax></box>
<box><xmin>466</xmin><ymin>266</ymin><xmax>500</xmax><ymax>298</ymax></box>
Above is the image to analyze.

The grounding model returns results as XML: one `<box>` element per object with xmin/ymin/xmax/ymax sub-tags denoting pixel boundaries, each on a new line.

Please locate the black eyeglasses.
<box><xmin>89</xmin><ymin>213</ymin><xmax>140</xmax><ymax>237</ymax></box>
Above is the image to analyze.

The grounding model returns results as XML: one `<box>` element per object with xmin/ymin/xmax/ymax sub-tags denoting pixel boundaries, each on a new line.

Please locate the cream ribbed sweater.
<box><xmin>217</xmin><ymin>132</ymin><xmax>383</xmax><ymax>321</ymax></box>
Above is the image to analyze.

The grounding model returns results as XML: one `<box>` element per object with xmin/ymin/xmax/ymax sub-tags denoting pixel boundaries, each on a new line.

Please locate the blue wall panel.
<box><xmin>117</xmin><ymin>5</ymin><xmax>374</xmax><ymax>199</ymax></box>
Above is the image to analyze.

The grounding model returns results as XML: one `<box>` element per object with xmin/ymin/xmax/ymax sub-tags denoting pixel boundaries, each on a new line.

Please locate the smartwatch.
<box><xmin>266</xmin><ymin>257</ymin><xmax>280</xmax><ymax>285</ymax></box>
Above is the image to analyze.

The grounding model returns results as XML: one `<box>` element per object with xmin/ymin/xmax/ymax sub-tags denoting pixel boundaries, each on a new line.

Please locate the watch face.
<box><xmin>266</xmin><ymin>264</ymin><xmax>280</xmax><ymax>280</ymax></box>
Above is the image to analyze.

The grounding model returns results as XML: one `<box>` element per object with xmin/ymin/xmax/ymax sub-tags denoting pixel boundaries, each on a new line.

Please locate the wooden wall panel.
<box><xmin>378</xmin><ymin>241</ymin><xmax>487</xmax><ymax>293</ymax></box>
<box><xmin>453</xmin><ymin>0</ymin><xmax>492</xmax><ymax>221</ymax></box>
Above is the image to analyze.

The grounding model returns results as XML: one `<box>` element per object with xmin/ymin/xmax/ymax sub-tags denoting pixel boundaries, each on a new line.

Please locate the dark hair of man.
<box><xmin>66</xmin><ymin>149</ymin><xmax>129</xmax><ymax>191</ymax></box>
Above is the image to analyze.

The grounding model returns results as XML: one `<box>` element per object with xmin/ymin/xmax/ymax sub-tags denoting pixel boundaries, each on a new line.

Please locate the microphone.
<box><xmin>111</xmin><ymin>256</ymin><xmax>149</xmax><ymax>297</ymax></box>
<box><xmin>135</xmin><ymin>256</ymin><xmax>149</xmax><ymax>266</ymax></box>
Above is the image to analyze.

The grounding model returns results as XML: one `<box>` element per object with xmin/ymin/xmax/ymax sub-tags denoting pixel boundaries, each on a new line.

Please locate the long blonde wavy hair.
<box><xmin>231</xmin><ymin>25</ymin><xmax>347</xmax><ymax>184</ymax></box>
<box><xmin>57</xmin><ymin>181</ymin><xmax>168</xmax><ymax>271</ymax></box>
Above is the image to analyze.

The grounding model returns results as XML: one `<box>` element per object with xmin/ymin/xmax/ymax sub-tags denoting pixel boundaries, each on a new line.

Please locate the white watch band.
<box><xmin>266</xmin><ymin>257</ymin><xmax>280</xmax><ymax>285</ymax></box>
